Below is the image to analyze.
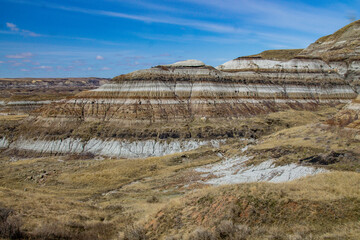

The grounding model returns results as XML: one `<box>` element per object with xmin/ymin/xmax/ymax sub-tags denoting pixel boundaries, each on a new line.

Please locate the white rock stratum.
<box><xmin>196</xmin><ymin>154</ymin><xmax>327</xmax><ymax>185</ymax></box>
<box><xmin>5</xmin><ymin>137</ymin><xmax>224</xmax><ymax>159</ymax></box>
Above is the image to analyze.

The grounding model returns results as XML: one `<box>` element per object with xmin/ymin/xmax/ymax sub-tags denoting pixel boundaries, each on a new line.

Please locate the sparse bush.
<box><xmin>235</xmin><ymin>225</ymin><xmax>251</xmax><ymax>239</ymax></box>
<box><xmin>0</xmin><ymin>206</ymin><xmax>23</xmax><ymax>239</ymax></box>
<box><xmin>288</xmin><ymin>226</ymin><xmax>314</xmax><ymax>240</ymax></box>
<box><xmin>214</xmin><ymin>220</ymin><xmax>236</xmax><ymax>239</ymax></box>
<box><xmin>31</xmin><ymin>221</ymin><xmax>113</xmax><ymax>240</ymax></box>
<box><xmin>165</xmin><ymin>234</ymin><xmax>183</xmax><ymax>240</ymax></box>
<box><xmin>187</xmin><ymin>228</ymin><xmax>215</xmax><ymax>240</ymax></box>
<box><xmin>146</xmin><ymin>196</ymin><xmax>159</xmax><ymax>203</ymax></box>
<box><xmin>104</xmin><ymin>204</ymin><xmax>124</xmax><ymax>212</ymax></box>
<box><xmin>32</xmin><ymin>223</ymin><xmax>69</xmax><ymax>239</ymax></box>
<box><xmin>214</xmin><ymin>221</ymin><xmax>251</xmax><ymax>240</ymax></box>
<box><xmin>121</xmin><ymin>224</ymin><xmax>147</xmax><ymax>240</ymax></box>
<box><xmin>267</xmin><ymin>227</ymin><xmax>286</xmax><ymax>240</ymax></box>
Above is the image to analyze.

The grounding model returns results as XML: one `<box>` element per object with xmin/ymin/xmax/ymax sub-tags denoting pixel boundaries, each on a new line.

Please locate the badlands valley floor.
<box><xmin>0</xmin><ymin>105</ymin><xmax>359</xmax><ymax>240</ymax></box>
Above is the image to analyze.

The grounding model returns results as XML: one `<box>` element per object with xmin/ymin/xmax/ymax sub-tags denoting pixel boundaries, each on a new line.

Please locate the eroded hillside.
<box><xmin>0</xmin><ymin>21</ymin><xmax>360</xmax><ymax>240</ymax></box>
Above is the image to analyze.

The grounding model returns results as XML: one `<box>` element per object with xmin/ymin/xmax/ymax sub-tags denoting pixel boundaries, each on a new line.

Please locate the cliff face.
<box><xmin>39</xmin><ymin>21</ymin><xmax>360</xmax><ymax>121</ymax></box>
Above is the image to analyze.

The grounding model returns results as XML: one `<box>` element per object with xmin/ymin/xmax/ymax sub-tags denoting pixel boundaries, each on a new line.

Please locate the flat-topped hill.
<box><xmin>240</xmin><ymin>49</ymin><xmax>303</xmax><ymax>61</ymax></box>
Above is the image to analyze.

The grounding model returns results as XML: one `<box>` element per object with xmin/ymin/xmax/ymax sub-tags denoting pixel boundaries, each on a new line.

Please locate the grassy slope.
<box><xmin>241</xmin><ymin>49</ymin><xmax>303</xmax><ymax>61</ymax></box>
<box><xmin>0</xmin><ymin>105</ymin><xmax>359</xmax><ymax>239</ymax></box>
<box><xmin>0</xmin><ymin>147</ymin><xmax>221</xmax><ymax>238</ymax></box>
<box><xmin>248</xmin><ymin>123</ymin><xmax>360</xmax><ymax>171</ymax></box>
<box><xmin>147</xmin><ymin>172</ymin><xmax>360</xmax><ymax>239</ymax></box>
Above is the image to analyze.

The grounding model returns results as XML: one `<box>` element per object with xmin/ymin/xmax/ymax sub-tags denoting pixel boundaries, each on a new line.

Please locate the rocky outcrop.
<box><xmin>1</xmin><ymin>136</ymin><xmax>224</xmax><ymax>158</ymax></box>
<box><xmin>196</xmin><ymin>155</ymin><xmax>327</xmax><ymax>184</ymax></box>
<box><xmin>328</xmin><ymin>95</ymin><xmax>360</xmax><ymax>129</ymax></box>
<box><xmin>298</xmin><ymin>20</ymin><xmax>360</xmax><ymax>88</ymax></box>
<box><xmin>298</xmin><ymin>20</ymin><xmax>360</xmax><ymax>61</ymax></box>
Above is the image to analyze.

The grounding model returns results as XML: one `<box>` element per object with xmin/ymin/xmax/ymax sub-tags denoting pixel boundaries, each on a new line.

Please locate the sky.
<box><xmin>0</xmin><ymin>0</ymin><xmax>359</xmax><ymax>78</ymax></box>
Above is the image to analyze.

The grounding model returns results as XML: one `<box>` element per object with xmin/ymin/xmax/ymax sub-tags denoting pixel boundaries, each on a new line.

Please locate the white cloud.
<box><xmin>96</xmin><ymin>55</ymin><xmax>104</xmax><ymax>60</ymax></box>
<box><xmin>20</xmin><ymin>68</ymin><xmax>29</xmax><ymax>72</ymax></box>
<box><xmin>5</xmin><ymin>52</ymin><xmax>33</xmax><ymax>59</ymax></box>
<box><xmin>3</xmin><ymin>1</ymin><xmax>245</xmax><ymax>34</ymax></box>
<box><xmin>7</xmin><ymin>0</ymin><xmax>349</xmax><ymax>37</ymax></box>
<box><xmin>101</xmin><ymin>67</ymin><xmax>111</xmax><ymax>70</ymax></box>
<box><xmin>0</xmin><ymin>61</ymin><xmax>4</xmax><ymax>64</ymax></box>
<box><xmin>6</xmin><ymin>22</ymin><xmax>19</xmax><ymax>31</ymax></box>
<box><xmin>87</xmin><ymin>67</ymin><xmax>93</xmax><ymax>70</ymax></box>
<box><xmin>5</xmin><ymin>22</ymin><xmax>40</xmax><ymax>37</ymax></box>
<box><xmin>34</xmin><ymin>65</ymin><xmax>53</xmax><ymax>70</ymax></box>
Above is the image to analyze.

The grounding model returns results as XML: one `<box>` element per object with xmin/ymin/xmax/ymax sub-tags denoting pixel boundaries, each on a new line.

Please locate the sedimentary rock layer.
<box><xmin>196</xmin><ymin>155</ymin><xmax>327</xmax><ymax>184</ymax></box>
<box><xmin>40</xmin><ymin>21</ymin><xmax>360</xmax><ymax>121</ymax></box>
<box><xmin>1</xmin><ymin>136</ymin><xmax>224</xmax><ymax>158</ymax></box>
<box><xmin>0</xmin><ymin>77</ymin><xmax>110</xmax><ymax>114</ymax></box>
<box><xmin>298</xmin><ymin>20</ymin><xmax>360</xmax><ymax>61</ymax></box>
<box><xmin>42</xmin><ymin>59</ymin><xmax>355</xmax><ymax>121</ymax></box>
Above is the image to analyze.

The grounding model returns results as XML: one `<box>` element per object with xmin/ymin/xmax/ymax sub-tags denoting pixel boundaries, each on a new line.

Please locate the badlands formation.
<box><xmin>1</xmin><ymin>20</ymin><xmax>360</xmax><ymax>161</ymax></box>
<box><xmin>0</xmin><ymin>20</ymin><xmax>360</xmax><ymax>240</ymax></box>
<box><xmin>38</xmin><ymin>21</ymin><xmax>360</xmax><ymax>122</ymax></box>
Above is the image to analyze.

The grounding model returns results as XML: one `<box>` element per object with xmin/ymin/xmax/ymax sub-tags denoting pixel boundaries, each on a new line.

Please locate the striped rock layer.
<box><xmin>41</xmin><ymin>21</ymin><xmax>360</xmax><ymax>121</ymax></box>
<box><xmin>42</xmin><ymin>59</ymin><xmax>357</xmax><ymax>121</ymax></box>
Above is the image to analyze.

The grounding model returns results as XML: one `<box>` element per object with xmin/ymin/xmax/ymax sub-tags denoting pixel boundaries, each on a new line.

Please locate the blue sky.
<box><xmin>0</xmin><ymin>0</ymin><xmax>359</xmax><ymax>78</ymax></box>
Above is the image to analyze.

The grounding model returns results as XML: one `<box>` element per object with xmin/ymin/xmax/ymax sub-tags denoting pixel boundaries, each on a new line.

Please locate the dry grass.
<box><xmin>0</xmin><ymin>104</ymin><xmax>358</xmax><ymax>239</ymax></box>
<box><xmin>0</xmin><ymin>147</ymin><xmax>221</xmax><ymax>238</ymax></box>
<box><xmin>0</xmin><ymin>114</ymin><xmax>28</xmax><ymax>121</ymax></box>
<box><xmin>241</xmin><ymin>49</ymin><xmax>303</xmax><ymax>61</ymax></box>
<box><xmin>247</xmin><ymin>122</ymin><xmax>360</xmax><ymax>170</ymax></box>
<box><xmin>146</xmin><ymin>171</ymin><xmax>360</xmax><ymax>239</ymax></box>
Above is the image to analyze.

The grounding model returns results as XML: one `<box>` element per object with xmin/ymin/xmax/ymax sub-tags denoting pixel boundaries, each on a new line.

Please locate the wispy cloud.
<box><xmin>5</xmin><ymin>52</ymin><xmax>33</xmax><ymax>59</ymax></box>
<box><xmin>4</xmin><ymin>0</ymin><xmax>245</xmax><ymax>34</ymax></box>
<box><xmin>96</xmin><ymin>55</ymin><xmax>104</xmax><ymax>60</ymax></box>
<box><xmin>6</xmin><ymin>22</ymin><xmax>19</xmax><ymax>31</ymax></box>
<box><xmin>5</xmin><ymin>22</ymin><xmax>40</xmax><ymax>37</ymax></box>
<box><xmin>177</xmin><ymin>0</ymin><xmax>348</xmax><ymax>34</ymax></box>
<box><xmin>34</xmin><ymin>65</ymin><xmax>53</xmax><ymax>70</ymax></box>
<box><xmin>101</xmin><ymin>67</ymin><xmax>111</xmax><ymax>70</ymax></box>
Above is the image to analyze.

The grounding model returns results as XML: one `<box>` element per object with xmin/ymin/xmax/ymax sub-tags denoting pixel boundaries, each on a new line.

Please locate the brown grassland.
<box><xmin>0</xmin><ymin>105</ymin><xmax>359</xmax><ymax>239</ymax></box>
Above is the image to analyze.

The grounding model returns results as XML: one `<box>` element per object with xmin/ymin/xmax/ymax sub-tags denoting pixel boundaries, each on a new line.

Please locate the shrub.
<box><xmin>0</xmin><ymin>206</ymin><xmax>23</xmax><ymax>239</ymax></box>
<box><xmin>187</xmin><ymin>228</ymin><xmax>215</xmax><ymax>240</ymax></box>
<box><xmin>31</xmin><ymin>221</ymin><xmax>113</xmax><ymax>240</ymax></box>
<box><xmin>214</xmin><ymin>220</ymin><xmax>251</xmax><ymax>240</ymax></box>
<box><xmin>146</xmin><ymin>196</ymin><xmax>159</xmax><ymax>203</ymax></box>
<box><xmin>121</xmin><ymin>224</ymin><xmax>147</xmax><ymax>240</ymax></box>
